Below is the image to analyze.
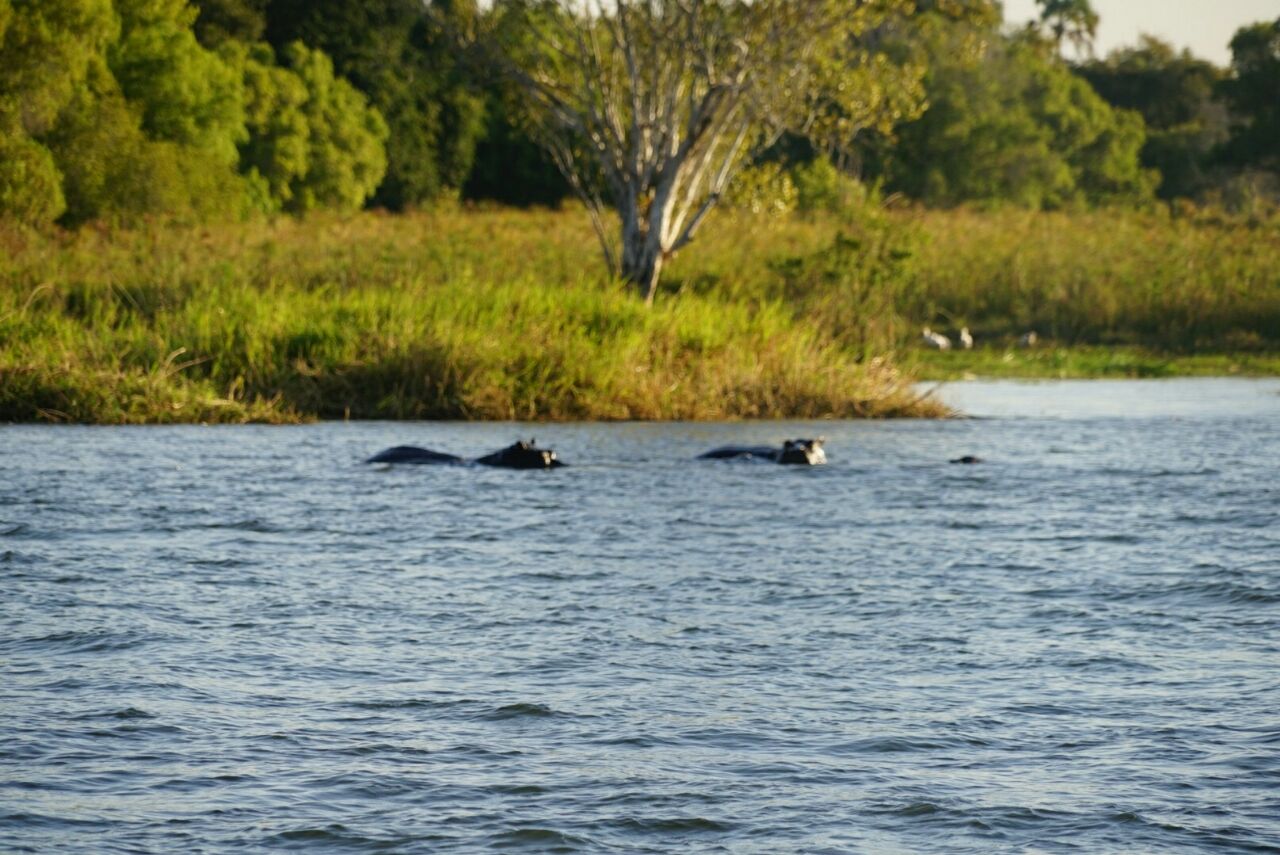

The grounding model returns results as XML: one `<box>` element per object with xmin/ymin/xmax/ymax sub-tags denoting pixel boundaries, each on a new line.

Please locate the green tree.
<box><xmin>36</xmin><ymin>0</ymin><xmax>254</xmax><ymax>224</ymax></box>
<box><xmin>273</xmin><ymin>41</ymin><xmax>389</xmax><ymax>212</ymax></box>
<box><xmin>230</xmin><ymin>40</ymin><xmax>388</xmax><ymax>213</ymax></box>
<box><xmin>463</xmin><ymin>91</ymin><xmax>570</xmax><ymax>207</ymax></box>
<box><xmin>189</xmin><ymin>0</ymin><xmax>266</xmax><ymax>47</ymax></box>
<box><xmin>233</xmin><ymin>40</ymin><xmax>309</xmax><ymax>208</ymax></box>
<box><xmin>0</xmin><ymin>0</ymin><xmax>118</xmax><ymax>223</ymax></box>
<box><xmin>0</xmin><ymin>134</ymin><xmax>66</xmax><ymax>225</ymax></box>
<box><xmin>45</xmin><ymin>52</ymin><xmax>250</xmax><ymax>224</ymax></box>
<box><xmin>1218</xmin><ymin>18</ymin><xmax>1280</xmax><ymax>173</ymax></box>
<box><xmin>0</xmin><ymin>0</ymin><xmax>117</xmax><ymax>135</ymax></box>
<box><xmin>884</xmin><ymin>28</ymin><xmax>1155</xmax><ymax>207</ymax></box>
<box><xmin>1077</xmin><ymin>37</ymin><xmax>1227</xmax><ymax>198</ymax></box>
<box><xmin>1079</xmin><ymin>37</ymin><xmax>1222</xmax><ymax>129</ymax></box>
<box><xmin>108</xmin><ymin>0</ymin><xmax>246</xmax><ymax>164</ymax></box>
<box><xmin>1</xmin><ymin>0</ymin><xmax>390</xmax><ymax>225</ymax></box>
<box><xmin>1035</xmin><ymin>0</ymin><xmax>1099</xmax><ymax>58</ymax></box>
<box><xmin>265</xmin><ymin>0</ymin><xmax>484</xmax><ymax>208</ymax></box>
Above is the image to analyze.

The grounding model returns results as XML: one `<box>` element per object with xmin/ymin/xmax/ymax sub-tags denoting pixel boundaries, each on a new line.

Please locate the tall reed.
<box><xmin>0</xmin><ymin>209</ymin><xmax>935</xmax><ymax>423</ymax></box>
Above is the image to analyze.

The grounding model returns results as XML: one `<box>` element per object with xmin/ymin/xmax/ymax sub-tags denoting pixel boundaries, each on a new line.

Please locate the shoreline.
<box><xmin>8</xmin><ymin>369</ymin><xmax>1279</xmax><ymax>426</ymax></box>
<box><xmin>910</xmin><ymin>347</ymin><xmax>1280</xmax><ymax>381</ymax></box>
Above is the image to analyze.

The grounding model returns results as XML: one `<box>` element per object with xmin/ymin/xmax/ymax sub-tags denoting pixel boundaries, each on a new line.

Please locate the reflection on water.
<box><xmin>2</xmin><ymin>379</ymin><xmax>1278</xmax><ymax>853</ymax></box>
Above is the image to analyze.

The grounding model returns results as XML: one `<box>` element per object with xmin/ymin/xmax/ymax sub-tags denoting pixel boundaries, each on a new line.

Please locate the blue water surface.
<box><xmin>2</xmin><ymin>379</ymin><xmax>1279</xmax><ymax>853</ymax></box>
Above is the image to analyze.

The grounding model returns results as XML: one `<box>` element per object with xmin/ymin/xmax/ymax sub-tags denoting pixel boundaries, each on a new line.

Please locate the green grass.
<box><xmin>901</xmin><ymin>207</ymin><xmax>1280</xmax><ymax>350</ymax></box>
<box><xmin>0</xmin><ymin>209</ymin><xmax>940</xmax><ymax>423</ymax></box>
<box><xmin>910</xmin><ymin>346</ymin><xmax>1280</xmax><ymax>380</ymax></box>
<box><xmin>2</xmin><ymin>204</ymin><xmax>1276</xmax><ymax>424</ymax></box>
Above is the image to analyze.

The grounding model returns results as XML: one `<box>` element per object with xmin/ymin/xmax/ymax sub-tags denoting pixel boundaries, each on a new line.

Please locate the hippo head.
<box><xmin>778</xmin><ymin>438</ymin><xmax>826</xmax><ymax>465</ymax></box>
<box><xmin>479</xmin><ymin>439</ymin><xmax>563</xmax><ymax>469</ymax></box>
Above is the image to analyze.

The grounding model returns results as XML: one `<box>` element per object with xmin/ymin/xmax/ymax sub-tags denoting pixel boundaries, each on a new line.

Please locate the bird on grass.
<box><xmin>922</xmin><ymin>327</ymin><xmax>952</xmax><ymax>350</ymax></box>
<box><xmin>959</xmin><ymin>327</ymin><xmax>974</xmax><ymax>350</ymax></box>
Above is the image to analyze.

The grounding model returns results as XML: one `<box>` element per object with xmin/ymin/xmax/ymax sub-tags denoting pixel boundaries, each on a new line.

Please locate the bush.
<box><xmin>791</xmin><ymin>156</ymin><xmax>874</xmax><ymax>214</ymax></box>
<box><xmin>0</xmin><ymin>135</ymin><xmax>66</xmax><ymax>225</ymax></box>
<box><xmin>725</xmin><ymin>162</ymin><xmax>797</xmax><ymax>215</ymax></box>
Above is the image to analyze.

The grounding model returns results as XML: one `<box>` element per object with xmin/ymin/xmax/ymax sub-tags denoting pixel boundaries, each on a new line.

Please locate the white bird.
<box><xmin>959</xmin><ymin>327</ymin><xmax>974</xmax><ymax>350</ymax></box>
<box><xmin>1018</xmin><ymin>330</ymin><xmax>1039</xmax><ymax>347</ymax></box>
<box><xmin>922</xmin><ymin>326</ymin><xmax>951</xmax><ymax>350</ymax></box>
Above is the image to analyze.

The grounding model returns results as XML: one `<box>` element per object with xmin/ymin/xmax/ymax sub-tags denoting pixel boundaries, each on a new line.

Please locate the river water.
<box><xmin>2</xmin><ymin>379</ymin><xmax>1278</xmax><ymax>853</ymax></box>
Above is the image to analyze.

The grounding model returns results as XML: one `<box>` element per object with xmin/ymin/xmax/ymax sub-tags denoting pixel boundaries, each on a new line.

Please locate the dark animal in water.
<box><xmin>367</xmin><ymin>439</ymin><xmax>564</xmax><ymax>469</ymax></box>
<box><xmin>699</xmin><ymin>438</ymin><xmax>827</xmax><ymax>465</ymax></box>
<box><xmin>949</xmin><ymin>455</ymin><xmax>983</xmax><ymax>464</ymax></box>
<box><xmin>366</xmin><ymin>446</ymin><xmax>464</xmax><ymax>465</ymax></box>
<box><xmin>474</xmin><ymin>439</ymin><xmax>564</xmax><ymax>469</ymax></box>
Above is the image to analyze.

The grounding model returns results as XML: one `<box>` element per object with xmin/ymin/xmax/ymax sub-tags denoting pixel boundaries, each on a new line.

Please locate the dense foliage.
<box><xmin>262</xmin><ymin>0</ymin><xmax>483</xmax><ymax>209</ymax></box>
<box><xmin>879</xmin><ymin>23</ymin><xmax>1156</xmax><ymax>208</ymax></box>
<box><xmin>1</xmin><ymin>0</ymin><xmax>1277</xmax><ymax>228</ymax></box>
<box><xmin>0</xmin><ymin>0</ymin><xmax>385</xmax><ymax>226</ymax></box>
<box><xmin>1217</xmin><ymin>18</ymin><xmax>1280</xmax><ymax>174</ymax></box>
<box><xmin>1077</xmin><ymin>37</ymin><xmax>1226</xmax><ymax>199</ymax></box>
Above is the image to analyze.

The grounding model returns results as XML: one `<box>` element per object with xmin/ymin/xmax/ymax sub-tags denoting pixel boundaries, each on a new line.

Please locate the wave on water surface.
<box><xmin>1</xmin><ymin>379</ymin><xmax>1279</xmax><ymax>853</ymax></box>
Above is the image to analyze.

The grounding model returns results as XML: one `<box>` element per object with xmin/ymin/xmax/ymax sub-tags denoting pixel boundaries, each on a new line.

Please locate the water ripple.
<box><xmin>2</xmin><ymin>381</ymin><xmax>1279</xmax><ymax>853</ymax></box>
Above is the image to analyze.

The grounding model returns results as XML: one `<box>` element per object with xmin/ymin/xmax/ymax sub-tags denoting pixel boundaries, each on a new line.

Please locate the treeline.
<box><xmin>1</xmin><ymin>0</ymin><xmax>1276</xmax><ymax>228</ymax></box>
<box><xmin>798</xmin><ymin>5</ymin><xmax>1278</xmax><ymax>210</ymax></box>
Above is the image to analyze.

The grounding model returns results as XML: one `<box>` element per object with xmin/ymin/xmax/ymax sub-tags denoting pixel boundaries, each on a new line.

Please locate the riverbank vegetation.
<box><xmin>0</xmin><ymin>209</ymin><xmax>940</xmax><ymax>423</ymax></box>
<box><xmin>3</xmin><ymin>205</ymin><xmax>1276</xmax><ymax>423</ymax></box>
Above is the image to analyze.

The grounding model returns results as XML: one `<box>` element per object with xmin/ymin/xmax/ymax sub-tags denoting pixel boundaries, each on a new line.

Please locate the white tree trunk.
<box><xmin>465</xmin><ymin>0</ymin><xmax>923</xmax><ymax>303</ymax></box>
<box><xmin>621</xmin><ymin>233</ymin><xmax>665</xmax><ymax>304</ymax></box>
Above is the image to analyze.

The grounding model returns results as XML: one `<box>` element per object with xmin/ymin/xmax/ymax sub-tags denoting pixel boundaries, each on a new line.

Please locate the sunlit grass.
<box><xmin>0</xmin><ymin>208</ymin><xmax>938</xmax><ymax>423</ymax></box>
<box><xmin>902</xmin><ymin>207</ymin><xmax>1280</xmax><ymax>350</ymax></box>
<box><xmin>2</xmin><ymin>204</ymin><xmax>1275</xmax><ymax>424</ymax></box>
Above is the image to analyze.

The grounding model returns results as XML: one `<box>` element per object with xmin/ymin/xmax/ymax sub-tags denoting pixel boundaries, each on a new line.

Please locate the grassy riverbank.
<box><xmin>0</xmin><ymin>209</ymin><xmax>936</xmax><ymax>423</ymax></box>
<box><xmin>1</xmin><ymin>205</ymin><xmax>1276</xmax><ymax>423</ymax></box>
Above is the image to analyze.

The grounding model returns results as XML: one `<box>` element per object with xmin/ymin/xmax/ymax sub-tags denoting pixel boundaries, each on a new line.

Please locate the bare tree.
<box><xmin>467</xmin><ymin>0</ymin><xmax>922</xmax><ymax>303</ymax></box>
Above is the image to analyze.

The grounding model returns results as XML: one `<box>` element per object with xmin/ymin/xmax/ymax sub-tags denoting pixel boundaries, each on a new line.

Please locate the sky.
<box><xmin>1000</xmin><ymin>0</ymin><xmax>1280</xmax><ymax>65</ymax></box>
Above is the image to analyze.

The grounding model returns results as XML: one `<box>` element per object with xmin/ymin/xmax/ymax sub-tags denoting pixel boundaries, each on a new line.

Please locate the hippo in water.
<box><xmin>698</xmin><ymin>438</ymin><xmax>827</xmax><ymax>465</ymax></box>
<box><xmin>367</xmin><ymin>446</ymin><xmax>464</xmax><ymax>465</ymax></box>
<box><xmin>474</xmin><ymin>439</ymin><xmax>564</xmax><ymax>469</ymax></box>
<box><xmin>367</xmin><ymin>439</ymin><xmax>564</xmax><ymax>469</ymax></box>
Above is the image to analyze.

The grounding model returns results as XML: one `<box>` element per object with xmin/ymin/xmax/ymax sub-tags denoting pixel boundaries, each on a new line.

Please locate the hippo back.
<box><xmin>698</xmin><ymin>446</ymin><xmax>782</xmax><ymax>462</ymax></box>
<box><xmin>367</xmin><ymin>445</ymin><xmax>464</xmax><ymax>464</ymax></box>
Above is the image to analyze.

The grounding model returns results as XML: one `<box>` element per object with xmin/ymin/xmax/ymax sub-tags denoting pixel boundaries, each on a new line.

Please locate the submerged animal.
<box><xmin>474</xmin><ymin>439</ymin><xmax>564</xmax><ymax>469</ymax></box>
<box><xmin>367</xmin><ymin>439</ymin><xmax>564</xmax><ymax>469</ymax></box>
<box><xmin>949</xmin><ymin>455</ymin><xmax>984</xmax><ymax>464</ymax></box>
<box><xmin>366</xmin><ymin>446</ymin><xmax>464</xmax><ymax>465</ymax></box>
<box><xmin>699</xmin><ymin>438</ymin><xmax>827</xmax><ymax>465</ymax></box>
